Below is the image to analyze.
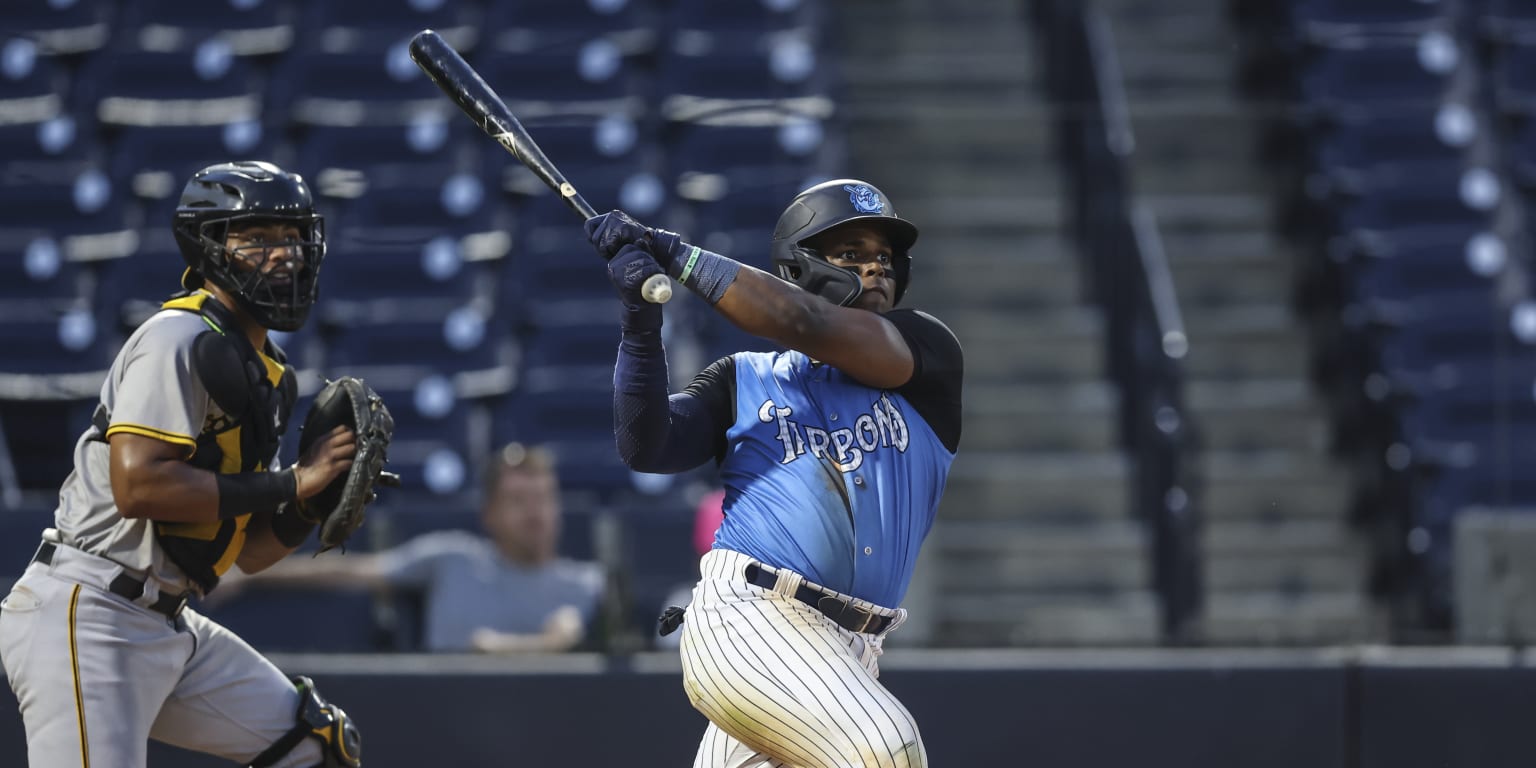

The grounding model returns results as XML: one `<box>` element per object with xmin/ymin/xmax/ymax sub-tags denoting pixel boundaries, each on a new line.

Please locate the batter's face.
<box><xmin>482</xmin><ymin>466</ymin><xmax>562</xmax><ymax>566</ymax></box>
<box><xmin>806</xmin><ymin>223</ymin><xmax>897</xmax><ymax>313</ymax></box>
<box><xmin>223</xmin><ymin>221</ymin><xmax>305</xmax><ymax>288</ymax></box>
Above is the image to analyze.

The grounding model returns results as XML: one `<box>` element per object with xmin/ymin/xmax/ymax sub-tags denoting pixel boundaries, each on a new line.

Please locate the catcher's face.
<box><xmin>483</xmin><ymin>466</ymin><xmax>561</xmax><ymax>565</ymax></box>
<box><xmin>805</xmin><ymin>223</ymin><xmax>896</xmax><ymax>313</ymax></box>
<box><xmin>224</xmin><ymin>221</ymin><xmax>305</xmax><ymax>286</ymax></box>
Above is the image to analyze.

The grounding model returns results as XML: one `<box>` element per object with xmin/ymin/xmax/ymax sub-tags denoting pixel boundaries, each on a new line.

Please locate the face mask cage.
<box><xmin>194</xmin><ymin>213</ymin><xmax>325</xmax><ymax>330</ymax></box>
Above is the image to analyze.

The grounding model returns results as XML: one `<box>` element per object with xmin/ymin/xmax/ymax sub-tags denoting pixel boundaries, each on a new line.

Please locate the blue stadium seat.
<box><xmin>1287</xmin><ymin>0</ymin><xmax>1450</xmax><ymax>41</ymax></box>
<box><xmin>1297</xmin><ymin>35</ymin><xmax>1460</xmax><ymax>118</ymax></box>
<box><xmin>304</xmin><ymin>0</ymin><xmax>476</xmax><ymax>54</ymax></box>
<box><xmin>322</xmin><ymin>228</ymin><xmax>485</xmax><ymax>306</ymax></box>
<box><xmin>0</xmin><ymin>397</ymin><xmax>98</xmax><ymax>493</ymax></box>
<box><xmin>517</xmin><ymin>321</ymin><xmax>620</xmax><ymax>392</ymax></box>
<box><xmin>293</xmin><ymin>119</ymin><xmax>470</xmax><ymax>186</ymax></box>
<box><xmin>503</xmin><ymin>220</ymin><xmax>625</xmax><ymax>310</ymax></box>
<box><xmin>1492</xmin><ymin>41</ymin><xmax>1536</xmax><ymax>116</ymax></box>
<box><xmin>92</xmin><ymin>241</ymin><xmax>187</xmax><ymax>335</ymax></box>
<box><xmin>619</xmin><ymin>494</ymin><xmax>699</xmax><ymax>643</ymax></box>
<box><xmin>1329</xmin><ymin>163</ymin><xmax>1496</xmax><ymax>236</ymax></box>
<box><xmin>323</xmin><ymin>308</ymin><xmax>510</xmax><ymax>373</ymax></box>
<box><xmin>1310</xmin><ymin>105</ymin><xmax>1472</xmax><ymax>179</ymax></box>
<box><xmin>0</xmin><ymin>38</ymin><xmax>63</xmax><ymax>117</ymax></box>
<box><xmin>0</xmin><ymin>115</ymin><xmax>89</xmax><ymax>166</ymax></box>
<box><xmin>486</xmin><ymin>113</ymin><xmax>661</xmax><ymax>211</ymax></box>
<box><xmin>119</xmin><ymin>0</ymin><xmax>297</xmax><ymax>56</ymax></box>
<box><xmin>81</xmin><ymin>47</ymin><xmax>261</xmax><ymax>129</ymax></box>
<box><xmin>492</xmin><ymin>388</ymin><xmax>630</xmax><ymax>493</ymax></box>
<box><xmin>483</xmin><ymin>0</ymin><xmax>657</xmax><ymax>53</ymax></box>
<box><xmin>274</xmin><ymin>49</ymin><xmax>446</xmax><ymax>128</ymax></box>
<box><xmin>659</xmin><ymin>37</ymin><xmax>830</xmax><ymax>106</ymax></box>
<box><xmin>198</xmin><ymin>586</ymin><xmax>388</xmax><ymax>653</ymax></box>
<box><xmin>9</xmin><ymin>0</ymin><xmax>112</xmax><ymax>55</ymax></box>
<box><xmin>471</xmin><ymin>46</ymin><xmax>644</xmax><ymax>118</ymax></box>
<box><xmin>108</xmin><ymin>123</ymin><xmax>275</xmax><ymax>209</ymax></box>
<box><xmin>334</xmin><ymin>177</ymin><xmax>497</xmax><ymax>232</ymax></box>
<box><xmin>0</xmin><ymin>507</ymin><xmax>56</xmax><ymax>581</ymax></box>
<box><xmin>0</xmin><ymin>306</ymin><xmax>115</xmax><ymax>376</ymax></box>
<box><xmin>0</xmin><ymin>237</ymin><xmax>87</xmax><ymax>306</ymax></box>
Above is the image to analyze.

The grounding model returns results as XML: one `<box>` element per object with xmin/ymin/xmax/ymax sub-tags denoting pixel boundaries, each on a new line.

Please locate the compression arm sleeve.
<box><xmin>613</xmin><ymin>331</ymin><xmax>730</xmax><ymax>474</ymax></box>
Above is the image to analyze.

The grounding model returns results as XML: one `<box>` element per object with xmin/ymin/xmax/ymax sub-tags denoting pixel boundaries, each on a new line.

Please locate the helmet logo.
<box><xmin>844</xmin><ymin>184</ymin><xmax>884</xmax><ymax>214</ymax></box>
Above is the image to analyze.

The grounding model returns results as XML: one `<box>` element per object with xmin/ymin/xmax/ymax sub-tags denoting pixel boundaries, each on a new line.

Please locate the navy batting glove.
<box><xmin>608</xmin><ymin>243</ymin><xmax>666</xmax><ymax>332</ymax></box>
<box><xmin>585</xmin><ymin>210</ymin><xmax>651</xmax><ymax>260</ymax></box>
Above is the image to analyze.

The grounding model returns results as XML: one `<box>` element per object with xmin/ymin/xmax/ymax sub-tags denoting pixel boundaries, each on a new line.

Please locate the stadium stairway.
<box><xmin>1098</xmin><ymin>0</ymin><xmax>1385</xmax><ymax>644</ymax></box>
<box><xmin>837</xmin><ymin>0</ymin><xmax>1160</xmax><ymax>646</ymax></box>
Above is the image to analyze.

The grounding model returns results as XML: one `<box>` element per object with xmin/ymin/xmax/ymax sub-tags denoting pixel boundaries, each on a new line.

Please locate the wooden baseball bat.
<box><xmin>408</xmin><ymin>29</ymin><xmax>672</xmax><ymax>304</ymax></box>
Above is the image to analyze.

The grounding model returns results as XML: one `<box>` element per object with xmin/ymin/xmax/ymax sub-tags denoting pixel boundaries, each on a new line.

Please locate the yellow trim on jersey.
<box><xmin>103</xmin><ymin>424</ymin><xmax>198</xmax><ymax>450</ymax></box>
<box><xmin>214</xmin><ymin>514</ymin><xmax>251</xmax><ymax>576</ymax></box>
<box><xmin>216</xmin><ymin>425</ymin><xmax>244</xmax><ymax>474</ymax></box>
<box><xmin>68</xmin><ymin>584</ymin><xmax>91</xmax><ymax>768</ymax></box>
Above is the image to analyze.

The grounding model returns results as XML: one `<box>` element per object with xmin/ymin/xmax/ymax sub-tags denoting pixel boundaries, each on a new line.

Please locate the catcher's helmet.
<box><xmin>770</xmin><ymin>179</ymin><xmax>919</xmax><ymax>307</ymax></box>
<box><xmin>172</xmin><ymin>161</ymin><xmax>324</xmax><ymax>331</ymax></box>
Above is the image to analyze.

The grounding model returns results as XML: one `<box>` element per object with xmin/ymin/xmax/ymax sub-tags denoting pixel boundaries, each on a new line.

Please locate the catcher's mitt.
<box><xmin>297</xmin><ymin>376</ymin><xmax>400</xmax><ymax>550</ymax></box>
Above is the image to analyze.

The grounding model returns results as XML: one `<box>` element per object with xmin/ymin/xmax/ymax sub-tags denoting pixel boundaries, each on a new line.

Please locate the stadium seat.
<box><xmin>0</xmin><ymin>397</ymin><xmax>98</xmax><ymax>493</ymax></box>
<box><xmin>1296</xmin><ymin>34</ymin><xmax>1460</xmax><ymax>118</ymax></box>
<box><xmin>483</xmin><ymin>0</ymin><xmax>658</xmax><ymax>53</ymax></box>
<box><xmin>274</xmin><ymin>49</ymin><xmax>446</xmax><ymax>128</ymax></box>
<box><xmin>1287</xmin><ymin>0</ymin><xmax>1451</xmax><ymax>42</ymax></box>
<box><xmin>119</xmin><ymin>0</ymin><xmax>297</xmax><ymax>56</ymax></box>
<box><xmin>0</xmin><ymin>237</ymin><xmax>87</xmax><ymax>307</ymax></box>
<box><xmin>323</xmin><ymin>307</ymin><xmax>510</xmax><ymax>373</ymax></box>
<box><xmin>108</xmin><ymin>123</ymin><xmax>275</xmax><ymax>209</ymax></box>
<box><xmin>304</xmin><ymin>0</ymin><xmax>476</xmax><ymax>54</ymax></box>
<box><xmin>81</xmin><ymin>47</ymin><xmax>261</xmax><ymax>129</ymax></box>
<box><xmin>199</xmin><ymin>585</ymin><xmax>389</xmax><ymax>653</ymax></box>
<box><xmin>470</xmin><ymin>46</ymin><xmax>644</xmax><ymax>119</ymax></box>
<box><xmin>0</xmin><ymin>115</ymin><xmax>89</xmax><ymax>166</ymax></box>
<box><xmin>9</xmin><ymin>0</ymin><xmax>112</xmax><ymax>55</ymax></box>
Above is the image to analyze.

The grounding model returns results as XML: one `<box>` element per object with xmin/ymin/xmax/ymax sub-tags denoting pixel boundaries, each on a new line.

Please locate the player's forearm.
<box><xmin>713</xmin><ymin>267</ymin><xmax>840</xmax><ymax>352</ymax></box>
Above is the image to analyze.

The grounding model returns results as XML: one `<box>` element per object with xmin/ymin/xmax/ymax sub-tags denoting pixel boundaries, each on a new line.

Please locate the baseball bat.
<box><xmin>407</xmin><ymin>29</ymin><xmax>672</xmax><ymax>305</ymax></box>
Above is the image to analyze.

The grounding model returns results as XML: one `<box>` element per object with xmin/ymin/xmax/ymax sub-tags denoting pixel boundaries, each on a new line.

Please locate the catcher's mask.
<box><xmin>172</xmin><ymin>160</ymin><xmax>325</xmax><ymax>332</ymax></box>
<box><xmin>769</xmin><ymin>178</ymin><xmax>919</xmax><ymax>307</ymax></box>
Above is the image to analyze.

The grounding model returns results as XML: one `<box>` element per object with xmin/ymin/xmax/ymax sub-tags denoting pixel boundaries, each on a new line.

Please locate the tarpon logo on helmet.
<box><xmin>844</xmin><ymin>184</ymin><xmax>885</xmax><ymax>215</ymax></box>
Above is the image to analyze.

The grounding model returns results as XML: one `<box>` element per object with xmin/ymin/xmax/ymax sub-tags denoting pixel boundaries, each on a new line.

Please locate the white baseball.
<box><xmin>642</xmin><ymin>274</ymin><xmax>673</xmax><ymax>304</ymax></box>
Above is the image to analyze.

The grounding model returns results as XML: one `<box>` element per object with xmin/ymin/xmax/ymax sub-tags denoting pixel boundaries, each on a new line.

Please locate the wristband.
<box><xmin>216</xmin><ymin>468</ymin><xmax>298</xmax><ymax>519</ymax></box>
<box><xmin>270</xmin><ymin>503</ymin><xmax>318</xmax><ymax>548</ymax></box>
<box><xmin>671</xmin><ymin>244</ymin><xmax>741</xmax><ymax>305</ymax></box>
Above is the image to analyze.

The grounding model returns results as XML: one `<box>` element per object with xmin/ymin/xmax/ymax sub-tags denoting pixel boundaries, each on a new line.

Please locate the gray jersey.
<box><xmin>52</xmin><ymin>291</ymin><xmax>286</xmax><ymax>596</ymax></box>
<box><xmin>379</xmin><ymin>530</ymin><xmax>604</xmax><ymax>652</ymax></box>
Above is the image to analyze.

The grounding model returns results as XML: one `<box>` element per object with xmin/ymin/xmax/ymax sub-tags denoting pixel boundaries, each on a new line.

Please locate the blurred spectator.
<box><xmin>656</xmin><ymin>488</ymin><xmax>725</xmax><ymax>650</ymax></box>
<box><xmin>221</xmin><ymin>443</ymin><xmax>604</xmax><ymax>653</ymax></box>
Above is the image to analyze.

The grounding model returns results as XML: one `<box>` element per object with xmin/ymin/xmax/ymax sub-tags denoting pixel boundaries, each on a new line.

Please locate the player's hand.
<box><xmin>608</xmin><ymin>243</ymin><xmax>666</xmax><ymax>332</ymax></box>
<box><xmin>585</xmin><ymin>209</ymin><xmax>651</xmax><ymax>260</ymax></box>
<box><xmin>585</xmin><ymin>210</ymin><xmax>686</xmax><ymax>271</ymax></box>
<box><xmin>293</xmin><ymin>425</ymin><xmax>355</xmax><ymax>500</ymax></box>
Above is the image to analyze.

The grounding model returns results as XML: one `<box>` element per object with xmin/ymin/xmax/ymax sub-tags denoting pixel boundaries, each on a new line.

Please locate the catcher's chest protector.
<box><xmin>151</xmin><ymin>293</ymin><xmax>298</xmax><ymax>591</ymax></box>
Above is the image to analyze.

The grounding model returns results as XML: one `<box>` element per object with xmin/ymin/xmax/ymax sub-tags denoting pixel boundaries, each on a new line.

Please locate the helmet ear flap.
<box><xmin>783</xmin><ymin>246</ymin><xmax>863</xmax><ymax>307</ymax></box>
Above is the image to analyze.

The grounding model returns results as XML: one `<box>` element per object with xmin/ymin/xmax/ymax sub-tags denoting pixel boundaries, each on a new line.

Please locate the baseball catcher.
<box><xmin>297</xmin><ymin>376</ymin><xmax>400</xmax><ymax>552</ymax></box>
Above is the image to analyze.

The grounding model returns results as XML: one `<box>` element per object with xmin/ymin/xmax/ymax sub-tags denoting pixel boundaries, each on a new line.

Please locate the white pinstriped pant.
<box><xmin>679</xmin><ymin>549</ymin><xmax>926</xmax><ymax>768</ymax></box>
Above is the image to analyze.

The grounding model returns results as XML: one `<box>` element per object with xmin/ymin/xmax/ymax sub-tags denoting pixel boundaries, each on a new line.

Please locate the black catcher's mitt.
<box><xmin>297</xmin><ymin>376</ymin><xmax>399</xmax><ymax>550</ymax></box>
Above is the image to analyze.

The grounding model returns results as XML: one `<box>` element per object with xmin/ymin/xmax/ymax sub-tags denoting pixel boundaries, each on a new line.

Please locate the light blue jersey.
<box><xmin>712</xmin><ymin>350</ymin><xmax>955</xmax><ymax>607</ymax></box>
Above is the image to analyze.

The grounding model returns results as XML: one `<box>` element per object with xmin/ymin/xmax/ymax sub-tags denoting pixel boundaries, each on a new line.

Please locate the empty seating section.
<box><xmin>1237</xmin><ymin>0</ymin><xmax>1536</xmax><ymax>631</ymax></box>
<box><xmin>1</xmin><ymin>0</ymin><xmax>834</xmax><ymax>648</ymax></box>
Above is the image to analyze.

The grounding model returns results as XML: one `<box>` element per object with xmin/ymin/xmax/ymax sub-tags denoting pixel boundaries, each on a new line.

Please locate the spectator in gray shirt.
<box><xmin>220</xmin><ymin>443</ymin><xmax>604</xmax><ymax>653</ymax></box>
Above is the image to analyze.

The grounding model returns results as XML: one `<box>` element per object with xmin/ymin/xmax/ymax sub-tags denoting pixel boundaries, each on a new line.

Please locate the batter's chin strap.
<box><xmin>248</xmin><ymin>675</ymin><xmax>362</xmax><ymax>768</ymax></box>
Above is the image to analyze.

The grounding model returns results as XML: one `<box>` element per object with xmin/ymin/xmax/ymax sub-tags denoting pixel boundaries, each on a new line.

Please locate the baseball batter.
<box><xmin>586</xmin><ymin>179</ymin><xmax>964</xmax><ymax>768</ymax></box>
<box><xmin>0</xmin><ymin>162</ymin><xmax>364</xmax><ymax>767</ymax></box>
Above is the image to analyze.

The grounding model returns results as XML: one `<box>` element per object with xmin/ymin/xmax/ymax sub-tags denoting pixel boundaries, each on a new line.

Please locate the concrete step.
<box><xmin>1205</xmin><ymin>549</ymin><xmax>1369</xmax><ymax>593</ymax></box>
<box><xmin>1144</xmin><ymin>194</ymin><xmax>1272</xmax><ymax>234</ymax></box>
<box><xmin>1197</xmin><ymin>451</ymin><xmax>1354</xmax><ymax>524</ymax></box>
<box><xmin>963</xmin><ymin>381</ymin><xmax>1117</xmax><ymax>452</ymax></box>
<box><xmin>1178</xmin><ymin>305</ymin><xmax>1309</xmax><ymax>381</ymax></box>
<box><xmin>943</xmin><ymin>306</ymin><xmax>1103</xmax><ymax>382</ymax></box>
<box><xmin>897</xmin><ymin>194</ymin><xmax>1063</xmax><ymax>233</ymax></box>
<box><xmin>941</xmin><ymin>451</ymin><xmax>1129</xmax><ymax>523</ymax></box>
<box><xmin>1186</xmin><ymin>378</ymin><xmax>1331</xmax><ymax>454</ymax></box>
<box><xmin>916</xmin><ymin>244</ymin><xmax>1082</xmax><ymax>311</ymax></box>
<box><xmin>1167</xmin><ymin>248</ymin><xmax>1293</xmax><ymax>309</ymax></box>
<box><xmin>935</xmin><ymin>591</ymin><xmax>1162</xmax><ymax>646</ymax></box>
<box><xmin>936</xmin><ymin>519</ymin><xmax>1148</xmax><ymax>592</ymax></box>
<box><xmin>1196</xmin><ymin>592</ymin><xmax>1387</xmax><ymax>646</ymax></box>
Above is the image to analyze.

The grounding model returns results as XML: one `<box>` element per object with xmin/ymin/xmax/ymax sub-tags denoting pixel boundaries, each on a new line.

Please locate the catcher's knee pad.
<box><xmin>248</xmin><ymin>675</ymin><xmax>362</xmax><ymax>768</ymax></box>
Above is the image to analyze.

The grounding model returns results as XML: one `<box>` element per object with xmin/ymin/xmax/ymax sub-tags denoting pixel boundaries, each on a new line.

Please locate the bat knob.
<box><xmin>642</xmin><ymin>274</ymin><xmax>673</xmax><ymax>304</ymax></box>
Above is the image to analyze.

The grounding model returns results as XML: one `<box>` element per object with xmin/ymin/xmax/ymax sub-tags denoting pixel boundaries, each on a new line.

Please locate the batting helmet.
<box><xmin>172</xmin><ymin>161</ymin><xmax>325</xmax><ymax>332</ymax></box>
<box><xmin>769</xmin><ymin>179</ymin><xmax>919</xmax><ymax>307</ymax></box>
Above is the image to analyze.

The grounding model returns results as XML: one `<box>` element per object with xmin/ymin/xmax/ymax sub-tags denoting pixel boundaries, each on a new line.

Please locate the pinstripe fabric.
<box><xmin>681</xmin><ymin>549</ymin><xmax>927</xmax><ymax>768</ymax></box>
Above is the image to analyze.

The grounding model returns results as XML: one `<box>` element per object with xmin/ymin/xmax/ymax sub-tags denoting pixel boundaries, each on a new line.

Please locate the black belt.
<box><xmin>744</xmin><ymin>563</ymin><xmax>893</xmax><ymax>635</ymax></box>
<box><xmin>33</xmin><ymin>542</ymin><xmax>191</xmax><ymax>620</ymax></box>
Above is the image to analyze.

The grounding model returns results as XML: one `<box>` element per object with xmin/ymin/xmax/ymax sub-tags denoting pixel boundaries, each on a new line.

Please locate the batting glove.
<box><xmin>585</xmin><ymin>210</ymin><xmax>687</xmax><ymax>271</ymax></box>
<box><xmin>608</xmin><ymin>243</ymin><xmax>666</xmax><ymax>332</ymax></box>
